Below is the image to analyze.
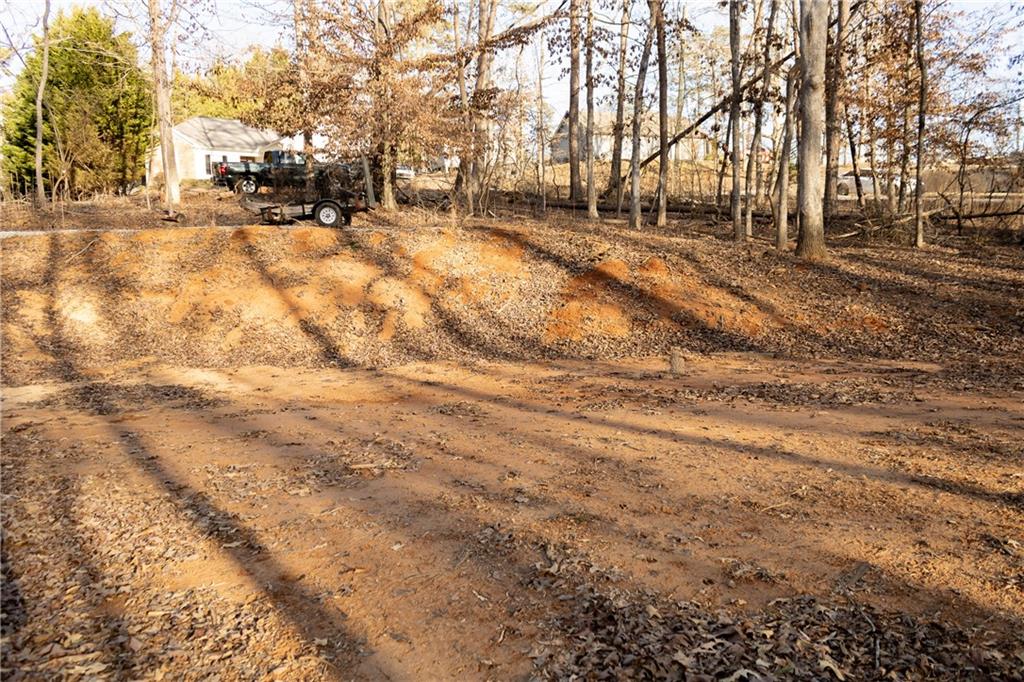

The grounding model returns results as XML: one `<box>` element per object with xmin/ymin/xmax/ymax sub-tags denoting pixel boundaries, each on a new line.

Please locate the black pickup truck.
<box><xmin>215</xmin><ymin>151</ymin><xmax>359</xmax><ymax>195</ymax></box>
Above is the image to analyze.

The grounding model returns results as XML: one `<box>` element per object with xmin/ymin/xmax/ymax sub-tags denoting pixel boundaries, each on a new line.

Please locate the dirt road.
<box><xmin>3</xmin><ymin>352</ymin><xmax>1023</xmax><ymax>678</ymax></box>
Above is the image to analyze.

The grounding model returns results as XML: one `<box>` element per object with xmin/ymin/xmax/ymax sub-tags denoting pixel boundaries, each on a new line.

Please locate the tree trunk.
<box><xmin>148</xmin><ymin>0</ymin><xmax>180</xmax><ymax>209</ymax></box>
<box><xmin>651</xmin><ymin>0</ymin><xmax>668</xmax><ymax>227</ymax></box>
<box><xmin>843</xmin><ymin>22</ymin><xmax>865</xmax><ymax>209</ymax></box>
<box><xmin>823</xmin><ymin>0</ymin><xmax>848</xmax><ymax>218</ymax></box>
<box><xmin>568</xmin><ymin>0</ymin><xmax>583</xmax><ymax>201</ymax></box>
<box><xmin>745</xmin><ymin>0</ymin><xmax>780</xmax><ymax>238</ymax></box>
<box><xmin>536</xmin><ymin>34</ymin><xmax>547</xmax><ymax>213</ymax></box>
<box><xmin>716</xmin><ymin>116</ymin><xmax>731</xmax><ymax>209</ymax></box>
<box><xmin>795</xmin><ymin>0</ymin><xmax>827</xmax><ymax>260</ymax></box>
<box><xmin>621</xmin><ymin>4</ymin><xmax>850</xmax><ymax>183</ymax></box>
<box><xmin>34</xmin><ymin>0</ymin><xmax>51</xmax><ymax>208</ymax></box>
<box><xmin>294</xmin><ymin>0</ymin><xmax>316</xmax><ymax>196</ymax></box>
<box><xmin>896</xmin><ymin>106</ymin><xmax>911</xmax><ymax>213</ymax></box>
<box><xmin>606</xmin><ymin>0</ymin><xmax>632</xmax><ymax>205</ymax></box>
<box><xmin>454</xmin><ymin>2</ymin><xmax>468</xmax><ymax>112</ymax></box>
<box><xmin>629</xmin><ymin>26</ymin><xmax>655</xmax><ymax>230</ymax></box>
<box><xmin>913</xmin><ymin>0</ymin><xmax>926</xmax><ymax>248</ymax></box>
<box><xmin>456</xmin><ymin>0</ymin><xmax>497</xmax><ymax>213</ymax></box>
<box><xmin>475</xmin><ymin>0</ymin><xmax>498</xmax><ymax>211</ymax></box>
<box><xmin>774</xmin><ymin>65</ymin><xmax>797</xmax><ymax>251</ymax></box>
<box><xmin>452</xmin><ymin>2</ymin><xmax>475</xmax><ymax>212</ymax></box>
<box><xmin>845</xmin><ymin>108</ymin><xmax>865</xmax><ymax>207</ymax></box>
<box><xmin>674</xmin><ymin>5</ymin><xmax>687</xmax><ymax>197</ymax></box>
<box><xmin>767</xmin><ymin>105</ymin><xmax>784</xmax><ymax>209</ymax></box>
<box><xmin>895</xmin><ymin>21</ymin><xmax>913</xmax><ymax>214</ymax></box>
<box><xmin>729</xmin><ymin>0</ymin><xmax>743</xmax><ymax>241</ymax></box>
<box><xmin>585</xmin><ymin>0</ymin><xmax>598</xmax><ymax>219</ymax></box>
<box><xmin>374</xmin><ymin>0</ymin><xmax>396</xmax><ymax>211</ymax></box>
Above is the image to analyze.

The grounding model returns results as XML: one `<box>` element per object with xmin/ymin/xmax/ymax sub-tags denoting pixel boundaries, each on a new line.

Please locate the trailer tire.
<box><xmin>314</xmin><ymin>201</ymin><xmax>344</xmax><ymax>227</ymax></box>
<box><xmin>235</xmin><ymin>176</ymin><xmax>259</xmax><ymax>195</ymax></box>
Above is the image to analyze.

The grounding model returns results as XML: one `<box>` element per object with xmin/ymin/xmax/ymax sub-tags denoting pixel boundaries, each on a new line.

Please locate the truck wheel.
<box><xmin>236</xmin><ymin>176</ymin><xmax>258</xmax><ymax>195</ymax></box>
<box><xmin>314</xmin><ymin>202</ymin><xmax>343</xmax><ymax>227</ymax></box>
<box><xmin>837</xmin><ymin>184</ymin><xmax>850</xmax><ymax>197</ymax></box>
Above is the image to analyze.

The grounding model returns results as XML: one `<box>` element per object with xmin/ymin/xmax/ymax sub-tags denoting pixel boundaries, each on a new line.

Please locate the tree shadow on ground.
<box><xmin>12</xmin><ymin>234</ymin><xmax>382</xmax><ymax>680</ymax></box>
<box><xmin>189</xmin><ymin>230</ymin><xmax>1024</xmax><ymax>515</ymax></box>
<box><xmin>6</xmin><ymin>228</ymin><xmax>1023</xmax><ymax>677</ymax></box>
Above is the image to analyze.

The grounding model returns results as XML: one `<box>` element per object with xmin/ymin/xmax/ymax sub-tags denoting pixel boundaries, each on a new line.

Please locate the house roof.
<box><xmin>173</xmin><ymin>117</ymin><xmax>282</xmax><ymax>151</ymax></box>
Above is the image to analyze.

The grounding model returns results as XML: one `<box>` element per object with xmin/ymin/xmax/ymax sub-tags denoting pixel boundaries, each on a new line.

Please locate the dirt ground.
<box><xmin>2</xmin><ymin>211</ymin><xmax>1023</xmax><ymax>679</ymax></box>
<box><xmin>0</xmin><ymin>189</ymin><xmax>256</xmax><ymax>233</ymax></box>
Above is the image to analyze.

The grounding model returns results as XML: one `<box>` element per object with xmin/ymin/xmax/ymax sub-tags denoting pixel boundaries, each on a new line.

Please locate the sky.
<box><xmin>1</xmin><ymin>0</ymin><xmax>1021</xmax><ymax>124</ymax></box>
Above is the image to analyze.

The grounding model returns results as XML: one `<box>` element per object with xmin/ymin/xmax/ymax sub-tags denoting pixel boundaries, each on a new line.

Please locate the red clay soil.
<box><xmin>1</xmin><ymin>216</ymin><xmax>1022</xmax><ymax>680</ymax></box>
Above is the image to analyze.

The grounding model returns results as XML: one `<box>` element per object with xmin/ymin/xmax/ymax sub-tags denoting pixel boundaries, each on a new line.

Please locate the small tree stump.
<box><xmin>669</xmin><ymin>347</ymin><xmax>686</xmax><ymax>374</ymax></box>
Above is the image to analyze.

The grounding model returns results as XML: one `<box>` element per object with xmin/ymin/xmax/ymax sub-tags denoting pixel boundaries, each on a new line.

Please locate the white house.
<box><xmin>147</xmin><ymin>117</ymin><xmax>285</xmax><ymax>182</ymax></box>
<box><xmin>549</xmin><ymin>110</ymin><xmax>714</xmax><ymax>164</ymax></box>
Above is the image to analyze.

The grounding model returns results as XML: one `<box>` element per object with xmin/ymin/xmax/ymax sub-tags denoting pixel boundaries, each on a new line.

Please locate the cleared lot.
<box><xmin>2</xmin><ymin>221</ymin><xmax>1022</xmax><ymax>679</ymax></box>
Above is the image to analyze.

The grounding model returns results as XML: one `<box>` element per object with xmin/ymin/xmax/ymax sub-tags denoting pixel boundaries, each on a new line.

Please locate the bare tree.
<box><xmin>373</xmin><ymin>0</ymin><xmax>396</xmax><ymax>210</ymax></box>
<box><xmin>568</xmin><ymin>0</ymin><xmax>582</xmax><ymax>200</ymax></box>
<box><xmin>823</xmin><ymin>0</ymin><xmax>849</xmax><ymax>217</ymax></box>
<box><xmin>629</xmin><ymin>24</ymin><xmax>654</xmax><ymax>230</ymax></box>
<box><xmin>845</xmin><ymin>104</ymin><xmax>866</xmax><ymax>207</ymax></box>
<box><xmin>606</xmin><ymin>0</ymin><xmax>632</xmax><ymax>210</ymax></box>
<box><xmin>650</xmin><ymin>0</ymin><xmax>668</xmax><ymax>227</ymax></box>
<box><xmin>148</xmin><ymin>0</ymin><xmax>181</xmax><ymax>209</ymax></box>
<box><xmin>451</xmin><ymin>0</ymin><xmax>499</xmax><ymax>213</ymax></box>
<box><xmin>585</xmin><ymin>0</ymin><xmax>598</xmax><ymax>218</ymax></box>
<box><xmin>536</xmin><ymin>32</ymin><xmax>547</xmax><ymax>213</ymax></box>
<box><xmin>745</xmin><ymin>0</ymin><xmax>780</xmax><ymax>237</ymax></box>
<box><xmin>895</xmin><ymin>29</ymin><xmax>913</xmax><ymax>214</ymax></box>
<box><xmin>774</xmin><ymin>64</ymin><xmax>797</xmax><ymax>250</ymax></box>
<box><xmin>913</xmin><ymin>0</ymin><xmax>926</xmax><ymax>247</ymax></box>
<box><xmin>795</xmin><ymin>0</ymin><xmax>827</xmax><ymax>260</ymax></box>
<box><xmin>34</xmin><ymin>0</ymin><xmax>51</xmax><ymax>208</ymax></box>
<box><xmin>673</xmin><ymin>4</ymin><xmax>687</xmax><ymax>197</ymax></box>
<box><xmin>452</xmin><ymin>0</ymin><xmax>471</xmax><ymax>210</ymax></box>
<box><xmin>729</xmin><ymin>0</ymin><xmax>743</xmax><ymax>241</ymax></box>
<box><xmin>614</xmin><ymin>5</ymin><xmax>855</xmax><ymax>190</ymax></box>
<box><xmin>294</xmin><ymin>0</ymin><xmax>316</xmax><ymax>195</ymax></box>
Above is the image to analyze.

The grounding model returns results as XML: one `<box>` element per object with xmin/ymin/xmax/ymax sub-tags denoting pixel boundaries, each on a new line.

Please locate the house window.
<box><xmin>205</xmin><ymin>154</ymin><xmax>212</xmax><ymax>175</ymax></box>
<box><xmin>240</xmin><ymin>155</ymin><xmax>256</xmax><ymax>163</ymax></box>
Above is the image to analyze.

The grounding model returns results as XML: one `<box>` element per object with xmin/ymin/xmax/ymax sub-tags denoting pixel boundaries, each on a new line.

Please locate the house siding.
<box><xmin>146</xmin><ymin>121</ymin><xmax>285</xmax><ymax>183</ymax></box>
<box><xmin>550</xmin><ymin>133</ymin><xmax>662</xmax><ymax>164</ymax></box>
<box><xmin>552</xmin><ymin>124</ymin><xmax>712</xmax><ymax>163</ymax></box>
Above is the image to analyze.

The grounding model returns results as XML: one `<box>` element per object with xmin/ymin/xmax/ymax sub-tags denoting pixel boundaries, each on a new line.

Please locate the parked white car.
<box><xmin>396</xmin><ymin>165</ymin><xmax>416</xmax><ymax>181</ymax></box>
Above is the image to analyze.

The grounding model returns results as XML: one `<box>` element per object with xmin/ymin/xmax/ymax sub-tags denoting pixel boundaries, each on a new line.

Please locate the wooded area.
<box><xmin>1</xmin><ymin>0</ymin><xmax>1023</xmax><ymax>679</ymax></box>
<box><xmin>2</xmin><ymin>0</ymin><xmax>1022</xmax><ymax>248</ymax></box>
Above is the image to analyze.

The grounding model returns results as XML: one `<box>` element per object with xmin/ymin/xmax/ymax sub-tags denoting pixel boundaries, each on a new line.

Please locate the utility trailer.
<box><xmin>242</xmin><ymin>194</ymin><xmax>368</xmax><ymax>227</ymax></box>
<box><xmin>239</xmin><ymin>164</ymin><xmax>378</xmax><ymax>228</ymax></box>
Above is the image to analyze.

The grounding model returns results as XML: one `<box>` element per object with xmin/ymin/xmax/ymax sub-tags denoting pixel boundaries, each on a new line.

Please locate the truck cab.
<box><xmin>263</xmin><ymin>150</ymin><xmax>307</xmax><ymax>166</ymax></box>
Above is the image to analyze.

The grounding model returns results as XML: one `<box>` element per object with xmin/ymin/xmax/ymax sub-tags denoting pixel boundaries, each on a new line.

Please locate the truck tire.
<box><xmin>837</xmin><ymin>184</ymin><xmax>850</xmax><ymax>197</ymax></box>
<box><xmin>314</xmin><ymin>201</ymin><xmax>345</xmax><ymax>227</ymax></box>
<box><xmin>235</xmin><ymin>176</ymin><xmax>259</xmax><ymax>195</ymax></box>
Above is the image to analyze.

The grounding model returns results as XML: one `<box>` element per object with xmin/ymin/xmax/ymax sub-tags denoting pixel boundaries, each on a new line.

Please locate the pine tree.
<box><xmin>0</xmin><ymin>7</ymin><xmax>153</xmax><ymax>198</ymax></box>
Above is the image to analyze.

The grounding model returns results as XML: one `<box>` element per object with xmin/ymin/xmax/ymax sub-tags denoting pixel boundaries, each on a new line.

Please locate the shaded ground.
<box><xmin>2</xmin><ymin>218</ymin><xmax>1023</xmax><ymax>679</ymax></box>
<box><xmin>0</xmin><ymin>189</ymin><xmax>256</xmax><ymax>233</ymax></box>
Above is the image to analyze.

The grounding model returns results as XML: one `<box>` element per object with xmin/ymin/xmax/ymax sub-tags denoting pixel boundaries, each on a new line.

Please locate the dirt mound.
<box><xmin>3</xmin><ymin>220</ymin><xmax>1022</xmax><ymax>385</ymax></box>
<box><xmin>0</xmin><ymin>225</ymin><xmax>777</xmax><ymax>383</ymax></box>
